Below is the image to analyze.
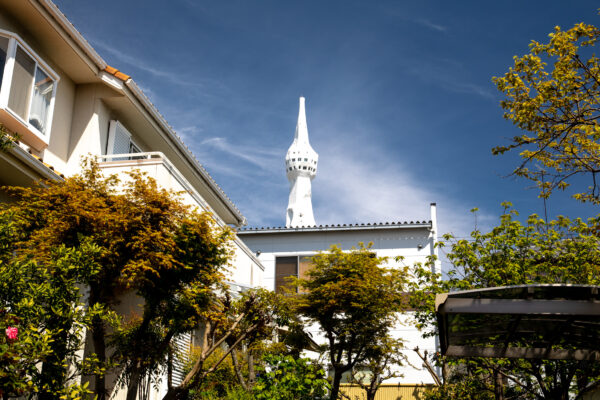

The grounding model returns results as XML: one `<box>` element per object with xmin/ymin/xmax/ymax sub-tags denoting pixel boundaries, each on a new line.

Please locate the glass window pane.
<box><xmin>275</xmin><ymin>256</ymin><xmax>297</xmax><ymax>293</ymax></box>
<box><xmin>29</xmin><ymin>67</ymin><xmax>54</xmax><ymax>134</ymax></box>
<box><xmin>8</xmin><ymin>46</ymin><xmax>35</xmax><ymax>120</ymax></box>
<box><xmin>0</xmin><ymin>36</ymin><xmax>9</xmax><ymax>90</ymax></box>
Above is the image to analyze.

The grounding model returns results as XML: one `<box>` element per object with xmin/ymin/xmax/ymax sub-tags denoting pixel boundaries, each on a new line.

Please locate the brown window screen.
<box><xmin>298</xmin><ymin>256</ymin><xmax>312</xmax><ymax>281</ymax></box>
<box><xmin>275</xmin><ymin>256</ymin><xmax>297</xmax><ymax>293</ymax></box>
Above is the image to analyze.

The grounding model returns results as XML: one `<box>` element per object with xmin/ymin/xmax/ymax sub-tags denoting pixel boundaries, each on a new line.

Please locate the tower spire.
<box><xmin>285</xmin><ymin>97</ymin><xmax>318</xmax><ymax>227</ymax></box>
<box><xmin>295</xmin><ymin>97</ymin><xmax>309</xmax><ymax>143</ymax></box>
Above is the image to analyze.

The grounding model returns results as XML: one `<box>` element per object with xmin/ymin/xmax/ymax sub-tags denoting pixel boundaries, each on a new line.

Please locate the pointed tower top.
<box><xmin>295</xmin><ymin>96</ymin><xmax>309</xmax><ymax>144</ymax></box>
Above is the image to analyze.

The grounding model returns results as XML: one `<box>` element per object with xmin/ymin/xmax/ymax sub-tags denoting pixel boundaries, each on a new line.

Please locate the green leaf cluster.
<box><xmin>252</xmin><ymin>354</ymin><xmax>329</xmax><ymax>400</ymax></box>
<box><xmin>294</xmin><ymin>243</ymin><xmax>409</xmax><ymax>400</ymax></box>
<box><xmin>412</xmin><ymin>205</ymin><xmax>600</xmax><ymax>399</ymax></box>
<box><xmin>0</xmin><ymin>160</ymin><xmax>233</xmax><ymax>399</ymax></box>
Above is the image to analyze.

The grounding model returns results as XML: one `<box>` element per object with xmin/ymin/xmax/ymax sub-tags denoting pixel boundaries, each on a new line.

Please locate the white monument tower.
<box><xmin>285</xmin><ymin>97</ymin><xmax>318</xmax><ymax>227</ymax></box>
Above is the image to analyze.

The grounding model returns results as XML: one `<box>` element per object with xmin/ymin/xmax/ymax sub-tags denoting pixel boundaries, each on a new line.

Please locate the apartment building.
<box><xmin>0</xmin><ymin>1</ymin><xmax>262</xmax><ymax>398</ymax></box>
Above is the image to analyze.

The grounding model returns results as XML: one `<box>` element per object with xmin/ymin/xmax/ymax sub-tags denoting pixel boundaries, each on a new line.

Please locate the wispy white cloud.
<box><xmin>414</xmin><ymin>18</ymin><xmax>447</xmax><ymax>32</ymax></box>
<box><xmin>199</xmin><ymin>137</ymin><xmax>281</xmax><ymax>171</ymax></box>
<box><xmin>404</xmin><ymin>59</ymin><xmax>496</xmax><ymax>100</ymax></box>
<box><xmin>91</xmin><ymin>39</ymin><xmax>207</xmax><ymax>89</ymax></box>
<box><xmin>312</xmin><ymin>139</ymin><xmax>493</xmax><ymax>239</ymax></box>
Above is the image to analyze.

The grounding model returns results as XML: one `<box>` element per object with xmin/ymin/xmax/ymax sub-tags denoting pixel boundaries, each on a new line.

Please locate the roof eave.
<box><xmin>238</xmin><ymin>222</ymin><xmax>433</xmax><ymax>235</ymax></box>
<box><xmin>32</xmin><ymin>0</ymin><xmax>246</xmax><ymax>227</ymax></box>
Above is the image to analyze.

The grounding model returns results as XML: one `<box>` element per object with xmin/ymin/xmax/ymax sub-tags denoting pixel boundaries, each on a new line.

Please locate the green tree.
<box><xmin>295</xmin><ymin>243</ymin><xmax>408</xmax><ymax>400</ymax></box>
<box><xmin>163</xmin><ymin>288</ymin><xmax>297</xmax><ymax>400</ymax></box>
<box><xmin>1</xmin><ymin>161</ymin><xmax>232</xmax><ymax>400</ymax></box>
<box><xmin>412</xmin><ymin>205</ymin><xmax>600</xmax><ymax>399</ymax></box>
<box><xmin>493</xmin><ymin>22</ymin><xmax>600</xmax><ymax>203</ymax></box>
<box><xmin>350</xmin><ymin>336</ymin><xmax>406</xmax><ymax>400</ymax></box>
<box><xmin>252</xmin><ymin>354</ymin><xmax>329</xmax><ymax>400</ymax></box>
<box><xmin>0</xmin><ymin>216</ymin><xmax>111</xmax><ymax>399</ymax></box>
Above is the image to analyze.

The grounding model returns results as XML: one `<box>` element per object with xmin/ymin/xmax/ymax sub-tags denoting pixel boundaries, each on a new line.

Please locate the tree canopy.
<box><xmin>295</xmin><ymin>243</ymin><xmax>408</xmax><ymax>400</ymax></box>
<box><xmin>493</xmin><ymin>22</ymin><xmax>600</xmax><ymax>203</ymax></box>
<box><xmin>0</xmin><ymin>162</ymin><xmax>233</xmax><ymax>399</ymax></box>
<box><xmin>413</xmin><ymin>205</ymin><xmax>600</xmax><ymax>399</ymax></box>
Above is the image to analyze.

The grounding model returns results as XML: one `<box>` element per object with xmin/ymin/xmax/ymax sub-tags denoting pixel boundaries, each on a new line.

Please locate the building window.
<box><xmin>0</xmin><ymin>31</ymin><xmax>58</xmax><ymax>143</ymax></box>
<box><xmin>275</xmin><ymin>255</ymin><xmax>313</xmax><ymax>293</ymax></box>
<box><xmin>106</xmin><ymin>120</ymin><xmax>143</xmax><ymax>160</ymax></box>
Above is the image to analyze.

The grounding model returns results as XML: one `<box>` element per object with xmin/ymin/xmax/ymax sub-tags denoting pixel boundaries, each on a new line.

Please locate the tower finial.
<box><xmin>295</xmin><ymin>97</ymin><xmax>309</xmax><ymax>143</ymax></box>
<box><xmin>285</xmin><ymin>97</ymin><xmax>318</xmax><ymax>228</ymax></box>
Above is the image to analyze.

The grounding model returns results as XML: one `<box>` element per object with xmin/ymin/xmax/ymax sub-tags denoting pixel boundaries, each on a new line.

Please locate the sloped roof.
<box><xmin>34</xmin><ymin>0</ymin><xmax>246</xmax><ymax>226</ymax></box>
<box><xmin>238</xmin><ymin>220</ymin><xmax>432</xmax><ymax>234</ymax></box>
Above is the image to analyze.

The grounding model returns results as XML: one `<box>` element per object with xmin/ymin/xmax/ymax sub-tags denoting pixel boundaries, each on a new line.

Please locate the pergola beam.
<box><xmin>438</xmin><ymin>298</ymin><xmax>600</xmax><ymax>316</ymax></box>
<box><xmin>435</xmin><ymin>285</ymin><xmax>600</xmax><ymax>361</ymax></box>
<box><xmin>445</xmin><ymin>345</ymin><xmax>600</xmax><ymax>361</ymax></box>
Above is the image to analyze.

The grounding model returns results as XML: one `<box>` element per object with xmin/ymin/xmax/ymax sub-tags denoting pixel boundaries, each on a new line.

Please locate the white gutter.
<box><xmin>4</xmin><ymin>144</ymin><xmax>63</xmax><ymax>182</ymax></box>
<box><xmin>34</xmin><ymin>0</ymin><xmax>107</xmax><ymax>70</ymax></box>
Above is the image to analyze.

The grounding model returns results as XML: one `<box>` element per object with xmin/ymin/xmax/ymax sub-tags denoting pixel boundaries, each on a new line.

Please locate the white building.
<box><xmin>0</xmin><ymin>1</ymin><xmax>262</xmax><ymax>398</ymax></box>
<box><xmin>238</xmin><ymin>97</ymin><xmax>441</xmax><ymax>392</ymax></box>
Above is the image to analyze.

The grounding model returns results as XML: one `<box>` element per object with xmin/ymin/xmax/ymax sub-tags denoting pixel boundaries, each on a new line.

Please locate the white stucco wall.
<box><xmin>238</xmin><ymin>225</ymin><xmax>438</xmax><ymax>385</ymax></box>
<box><xmin>98</xmin><ymin>159</ymin><xmax>263</xmax><ymax>289</ymax></box>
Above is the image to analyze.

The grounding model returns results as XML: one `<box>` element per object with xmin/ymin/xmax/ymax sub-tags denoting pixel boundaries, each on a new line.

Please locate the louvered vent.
<box><xmin>171</xmin><ymin>332</ymin><xmax>192</xmax><ymax>386</ymax></box>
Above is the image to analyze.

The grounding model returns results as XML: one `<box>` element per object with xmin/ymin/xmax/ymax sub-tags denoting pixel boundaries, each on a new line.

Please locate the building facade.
<box><xmin>238</xmin><ymin>206</ymin><xmax>441</xmax><ymax>386</ymax></box>
<box><xmin>0</xmin><ymin>1</ymin><xmax>262</xmax><ymax>398</ymax></box>
<box><xmin>238</xmin><ymin>97</ymin><xmax>442</xmax><ymax>390</ymax></box>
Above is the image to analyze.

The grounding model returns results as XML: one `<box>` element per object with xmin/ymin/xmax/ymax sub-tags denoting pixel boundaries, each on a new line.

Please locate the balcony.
<box><xmin>97</xmin><ymin>152</ymin><xmax>212</xmax><ymax>214</ymax></box>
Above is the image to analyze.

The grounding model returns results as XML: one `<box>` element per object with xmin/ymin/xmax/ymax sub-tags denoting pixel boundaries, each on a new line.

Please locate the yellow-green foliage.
<box><xmin>0</xmin><ymin>161</ymin><xmax>233</xmax><ymax>399</ymax></box>
<box><xmin>493</xmin><ymin>22</ymin><xmax>600</xmax><ymax>203</ymax></box>
<box><xmin>411</xmin><ymin>205</ymin><xmax>600</xmax><ymax>399</ymax></box>
<box><xmin>294</xmin><ymin>243</ymin><xmax>409</xmax><ymax>400</ymax></box>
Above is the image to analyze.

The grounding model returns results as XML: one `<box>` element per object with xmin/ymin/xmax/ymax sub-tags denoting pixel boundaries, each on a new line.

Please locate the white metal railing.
<box><xmin>97</xmin><ymin>152</ymin><xmax>214</xmax><ymax>216</ymax></box>
<box><xmin>97</xmin><ymin>152</ymin><xmax>265</xmax><ymax>270</ymax></box>
<box><xmin>98</xmin><ymin>151</ymin><xmax>165</xmax><ymax>162</ymax></box>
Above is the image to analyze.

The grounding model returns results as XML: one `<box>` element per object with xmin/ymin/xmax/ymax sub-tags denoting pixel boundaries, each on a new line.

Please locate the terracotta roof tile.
<box><xmin>114</xmin><ymin>71</ymin><xmax>131</xmax><ymax>81</ymax></box>
<box><xmin>104</xmin><ymin>65</ymin><xmax>118</xmax><ymax>75</ymax></box>
<box><xmin>103</xmin><ymin>65</ymin><xmax>130</xmax><ymax>82</ymax></box>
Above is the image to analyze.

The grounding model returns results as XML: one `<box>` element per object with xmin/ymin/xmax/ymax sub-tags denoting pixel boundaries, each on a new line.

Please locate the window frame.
<box><xmin>0</xmin><ymin>29</ymin><xmax>59</xmax><ymax>146</ymax></box>
<box><xmin>275</xmin><ymin>254</ymin><xmax>314</xmax><ymax>293</ymax></box>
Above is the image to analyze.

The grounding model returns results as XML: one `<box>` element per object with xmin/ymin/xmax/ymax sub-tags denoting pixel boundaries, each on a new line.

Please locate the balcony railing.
<box><xmin>97</xmin><ymin>151</ymin><xmax>212</xmax><ymax>215</ymax></box>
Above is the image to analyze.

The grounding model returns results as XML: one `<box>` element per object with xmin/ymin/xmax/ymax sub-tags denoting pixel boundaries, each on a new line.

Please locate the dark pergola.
<box><xmin>435</xmin><ymin>284</ymin><xmax>600</xmax><ymax>361</ymax></box>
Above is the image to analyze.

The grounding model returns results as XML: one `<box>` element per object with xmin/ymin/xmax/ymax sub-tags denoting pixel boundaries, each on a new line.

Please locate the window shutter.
<box><xmin>107</xmin><ymin>120</ymin><xmax>131</xmax><ymax>156</ymax></box>
<box><xmin>171</xmin><ymin>332</ymin><xmax>192</xmax><ymax>386</ymax></box>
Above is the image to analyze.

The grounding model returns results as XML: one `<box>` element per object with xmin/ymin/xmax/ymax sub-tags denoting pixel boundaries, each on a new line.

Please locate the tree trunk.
<box><xmin>230</xmin><ymin>348</ymin><xmax>248</xmax><ymax>390</ymax></box>
<box><xmin>365</xmin><ymin>375</ymin><xmax>380</xmax><ymax>400</ymax></box>
<box><xmin>330</xmin><ymin>369</ymin><xmax>344</xmax><ymax>400</ymax></box>
<box><xmin>38</xmin><ymin>325</ymin><xmax>69</xmax><ymax>400</ymax></box>
<box><xmin>91</xmin><ymin>314</ymin><xmax>107</xmax><ymax>400</ymax></box>
<box><xmin>247</xmin><ymin>352</ymin><xmax>255</xmax><ymax>390</ymax></box>
<box><xmin>125</xmin><ymin>304</ymin><xmax>158</xmax><ymax>400</ymax></box>
<box><xmin>126</xmin><ymin>361</ymin><xmax>143</xmax><ymax>400</ymax></box>
<box><xmin>493</xmin><ymin>368</ymin><xmax>504</xmax><ymax>400</ymax></box>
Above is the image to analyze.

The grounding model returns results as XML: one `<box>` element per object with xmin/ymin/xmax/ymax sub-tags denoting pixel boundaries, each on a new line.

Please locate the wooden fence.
<box><xmin>340</xmin><ymin>384</ymin><xmax>431</xmax><ymax>400</ymax></box>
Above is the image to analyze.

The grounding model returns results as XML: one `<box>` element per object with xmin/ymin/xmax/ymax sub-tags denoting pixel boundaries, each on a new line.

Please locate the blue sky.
<box><xmin>55</xmin><ymin>0</ymin><xmax>600</xmax><ymax>238</ymax></box>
